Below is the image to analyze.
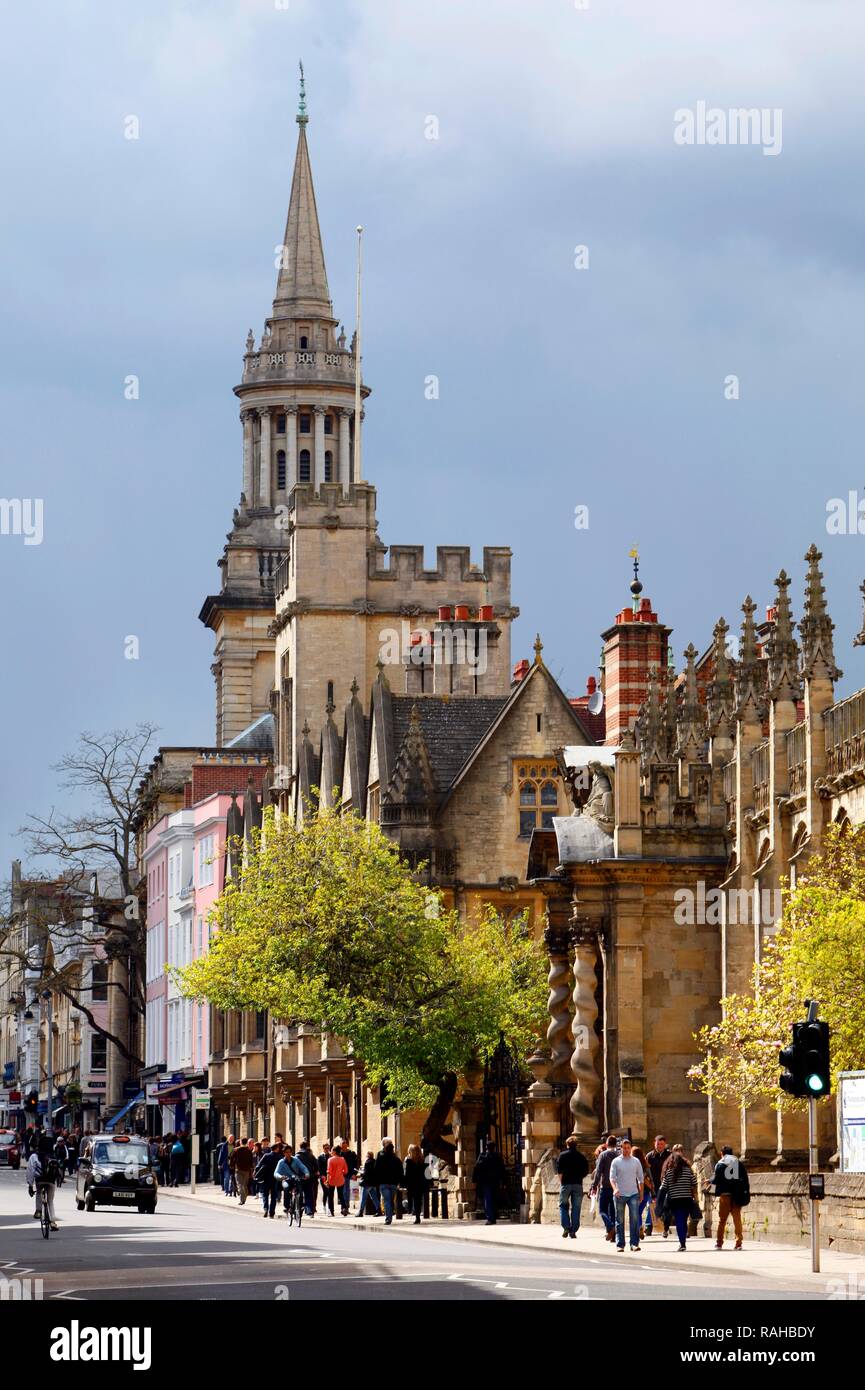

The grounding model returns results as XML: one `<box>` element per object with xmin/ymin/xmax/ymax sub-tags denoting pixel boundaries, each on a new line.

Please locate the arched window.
<box><xmin>324</xmin><ymin>450</ymin><xmax>333</xmax><ymax>482</ymax></box>
<box><xmin>299</xmin><ymin>335</ymin><xmax>309</xmax><ymax>350</ymax></box>
<box><xmin>299</xmin><ymin>449</ymin><xmax>311</xmax><ymax>482</ymax></box>
<box><xmin>517</xmin><ymin>763</ymin><xmax>559</xmax><ymax>836</ymax></box>
<box><xmin>277</xmin><ymin>450</ymin><xmax>286</xmax><ymax>490</ymax></box>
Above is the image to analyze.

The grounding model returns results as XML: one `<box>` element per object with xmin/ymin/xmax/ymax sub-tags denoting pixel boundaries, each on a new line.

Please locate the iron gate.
<box><xmin>478</xmin><ymin>1034</ymin><xmax>525</xmax><ymax>1218</ymax></box>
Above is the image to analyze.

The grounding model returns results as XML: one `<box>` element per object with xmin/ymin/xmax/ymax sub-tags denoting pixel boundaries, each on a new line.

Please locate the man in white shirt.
<box><xmin>610</xmin><ymin>1138</ymin><xmax>644</xmax><ymax>1251</ymax></box>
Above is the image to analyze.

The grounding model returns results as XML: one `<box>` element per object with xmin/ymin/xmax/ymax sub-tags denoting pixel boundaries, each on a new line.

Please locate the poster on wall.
<box><xmin>839</xmin><ymin>1071</ymin><xmax>865</xmax><ymax>1173</ymax></box>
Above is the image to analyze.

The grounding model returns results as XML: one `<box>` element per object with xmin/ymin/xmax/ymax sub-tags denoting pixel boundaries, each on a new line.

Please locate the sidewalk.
<box><xmin>163</xmin><ymin>1182</ymin><xmax>865</xmax><ymax>1287</ymax></box>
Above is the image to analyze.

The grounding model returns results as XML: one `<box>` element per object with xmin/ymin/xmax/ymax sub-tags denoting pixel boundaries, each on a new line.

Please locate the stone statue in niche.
<box><xmin>557</xmin><ymin>750</ymin><xmax>615</xmax><ymax>833</ymax></box>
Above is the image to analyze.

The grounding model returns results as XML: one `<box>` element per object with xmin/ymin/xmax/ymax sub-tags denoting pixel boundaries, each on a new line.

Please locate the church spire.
<box><xmin>273</xmin><ymin>67</ymin><xmax>332</xmax><ymax>319</ymax></box>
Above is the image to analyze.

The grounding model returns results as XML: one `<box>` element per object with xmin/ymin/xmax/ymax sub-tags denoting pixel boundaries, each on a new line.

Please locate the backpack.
<box><xmin>40</xmin><ymin>1158</ymin><xmax>62</xmax><ymax>1186</ymax></box>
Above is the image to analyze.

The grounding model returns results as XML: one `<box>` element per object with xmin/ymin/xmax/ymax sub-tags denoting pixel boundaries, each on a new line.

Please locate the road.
<box><xmin>0</xmin><ymin>1168</ymin><xmax>825</xmax><ymax>1302</ymax></box>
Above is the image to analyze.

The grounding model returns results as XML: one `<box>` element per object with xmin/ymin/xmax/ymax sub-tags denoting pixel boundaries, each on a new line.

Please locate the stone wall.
<box><xmin>529</xmin><ymin>1161</ymin><xmax>865</xmax><ymax>1256</ymax></box>
<box><xmin>741</xmin><ymin>1172</ymin><xmax>865</xmax><ymax>1257</ymax></box>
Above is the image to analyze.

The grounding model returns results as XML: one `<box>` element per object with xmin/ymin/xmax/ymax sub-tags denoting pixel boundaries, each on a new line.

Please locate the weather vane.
<box><xmin>297</xmin><ymin>60</ymin><xmax>308</xmax><ymax>125</ymax></box>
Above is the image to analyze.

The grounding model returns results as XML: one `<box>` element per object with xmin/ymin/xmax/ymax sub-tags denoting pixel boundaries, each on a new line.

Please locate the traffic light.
<box><xmin>22</xmin><ymin>1090</ymin><xmax>38</xmax><ymax>1115</ymax></box>
<box><xmin>779</xmin><ymin>1019</ymin><xmax>831</xmax><ymax>1098</ymax></box>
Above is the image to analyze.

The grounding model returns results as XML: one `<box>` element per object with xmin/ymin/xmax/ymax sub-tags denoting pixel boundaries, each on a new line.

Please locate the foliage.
<box><xmin>689</xmin><ymin>825</ymin><xmax>865</xmax><ymax>1109</ymax></box>
<box><xmin>178</xmin><ymin>807</ymin><xmax>547</xmax><ymax>1115</ymax></box>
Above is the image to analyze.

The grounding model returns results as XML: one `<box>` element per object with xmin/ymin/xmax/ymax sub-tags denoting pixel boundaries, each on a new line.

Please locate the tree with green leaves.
<box><xmin>689</xmin><ymin>824</ymin><xmax>865</xmax><ymax>1109</ymax></box>
<box><xmin>177</xmin><ymin>807</ymin><xmax>547</xmax><ymax>1160</ymax></box>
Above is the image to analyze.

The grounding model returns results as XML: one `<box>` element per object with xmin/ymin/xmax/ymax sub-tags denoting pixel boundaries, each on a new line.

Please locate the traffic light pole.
<box><xmin>809</xmin><ymin>1095</ymin><xmax>819</xmax><ymax>1273</ymax></box>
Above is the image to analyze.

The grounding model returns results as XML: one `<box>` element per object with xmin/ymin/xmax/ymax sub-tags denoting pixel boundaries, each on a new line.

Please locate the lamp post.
<box><xmin>41</xmin><ymin>991</ymin><xmax>54</xmax><ymax>1138</ymax></box>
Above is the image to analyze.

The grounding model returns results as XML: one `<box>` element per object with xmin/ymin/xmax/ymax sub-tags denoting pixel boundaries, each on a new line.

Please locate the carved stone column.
<box><xmin>544</xmin><ymin>921</ymin><xmax>572</xmax><ymax>1083</ymax></box>
<box><xmin>241</xmin><ymin>409</ymin><xmax>254</xmax><ymax>505</ymax></box>
<box><xmin>313</xmin><ymin>405</ymin><xmax>326</xmax><ymax>492</ymax></box>
<box><xmin>258</xmin><ymin>407</ymin><xmax>272</xmax><ymax>507</ymax></box>
<box><xmin>568</xmin><ymin>914</ymin><xmax>602</xmax><ymax>1143</ymax></box>
<box><xmin>285</xmin><ymin>406</ymin><xmax>298</xmax><ymax>489</ymax></box>
<box><xmin>339</xmin><ymin>407</ymin><xmax>352</xmax><ymax>493</ymax></box>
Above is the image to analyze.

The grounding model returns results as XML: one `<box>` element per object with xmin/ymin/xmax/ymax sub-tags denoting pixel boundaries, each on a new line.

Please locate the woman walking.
<box><xmin>403</xmin><ymin>1144</ymin><xmax>427</xmax><ymax>1225</ymax></box>
<box><xmin>660</xmin><ymin>1144</ymin><xmax>698</xmax><ymax>1251</ymax></box>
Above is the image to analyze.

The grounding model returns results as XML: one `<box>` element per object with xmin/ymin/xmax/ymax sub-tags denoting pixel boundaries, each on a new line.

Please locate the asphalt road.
<box><xmin>0</xmin><ymin>1168</ymin><xmax>825</xmax><ymax>1302</ymax></box>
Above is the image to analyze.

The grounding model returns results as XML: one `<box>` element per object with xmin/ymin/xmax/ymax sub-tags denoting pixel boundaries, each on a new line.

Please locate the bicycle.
<box><xmin>35</xmin><ymin>1184</ymin><xmax>52</xmax><ymax>1240</ymax></box>
<box><xmin>283</xmin><ymin>1178</ymin><xmax>304</xmax><ymax>1228</ymax></box>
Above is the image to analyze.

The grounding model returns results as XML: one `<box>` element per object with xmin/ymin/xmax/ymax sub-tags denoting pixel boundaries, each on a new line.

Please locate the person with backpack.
<box><xmin>557</xmin><ymin>1135</ymin><xmax>589</xmax><ymax>1238</ymax></box>
<box><xmin>709</xmin><ymin>1144</ymin><xmax>750</xmax><ymax>1250</ymax></box>
<box><xmin>26</xmin><ymin>1134</ymin><xmax>60</xmax><ymax>1230</ymax></box>
<box><xmin>255</xmin><ymin>1141</ymin><xmax>282</xmax><ymax>1218</ymax></box>
<box><xmin>590</xmin><ymin>1134</ymin><xmax>621</xmax><ymax>1242</ymax></box>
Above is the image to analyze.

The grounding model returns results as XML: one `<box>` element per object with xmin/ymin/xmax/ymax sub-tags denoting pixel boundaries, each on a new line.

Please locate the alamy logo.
<box><xmin>0</xmin><ymin>497</ymin><xmax>43</xmax><ymax>545</ymax></box>
<box><xmin>674</xmin><ymin>101</ymin><xmax>782</xmax><ymax>156</ymax></box>
<box><xmin>0</xmin><ymin>1276</ymin><xmax>44</xmax><ymax>1300</ymax></box>
<box><xmin>673</xmin><ymin>882</ymin><xmax>783</xmax><ymax>926</ymax></box>
<box><xmin>49</xmin><ymin>1321</ymin><xmax>152</xmax><ymax>1371</ymax></box>
<box><xmin>378</xmin><ymin>621</ymin><xmax>488</xmax><ymax>675</ymax></box>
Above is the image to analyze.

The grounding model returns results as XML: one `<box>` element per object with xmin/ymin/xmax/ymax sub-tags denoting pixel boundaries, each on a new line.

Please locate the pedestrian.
<box><xmin>610</xmin><ymin>1138</ymin><xmax>645</xmax><ymax>1251</ymax></box>
<box><xmin>295</xmin><ymin>1139</ymin><xmax>318</xmax><ymax>1215</ymax></box>
<box><xmin>472</xmin><ymin>1140</ymin><xmax>506</xmax><ymax>1225</ymax></box>
<box><xmin>709</xmin><ymin>1145</ymin><xmax>750</xmax><ymax>1251</ymax></box>
<box><xmin>215</xmin><ymin>1135</ymin><xmax>229</xmax><ymax>1193</ymax></box>
<box><xmin>231</xmin><ymin>1137</ymin><xmax>255</xmax><ymax>1204</ymax></box>
<box><xmin>169</xmin><ymin>1134</ymin><xmax>186</xmax><ymax>1187</ymax></box>
<box><xmin>374</xmin><ymin>1139</ymin><xmax>404</xmax><ymax>1224</ymax></box>
<box><xmin>556</xmin><ymin>1135</ymin><xmax>589</xmax><ymax>1239</ymax></box>
<box><xmin>318</xmin><ymin>1141</ymin><xmax>334</xmax><ymax>1214</ymax></box>
<box><xmin>403</xmin><ymin>1144</ymin><xmax>427</xmax><ymax>1224</ymax></box>
<box><xmin>53</xmin><ymin>1132</ymin><xmax>68</xmax><ymax>1182</ymax></box>
<box><xmin>325</xmin><ymin>1143</ymin><xmax>348</xmax><ymax>1217</ymax></box>
<box><xmin>659</xmin><ymin>1144</ymin><xmax>698</xmax><ymax>1251</ymax></box>
<box><xmin>590</xmin><ymin>1133</ymin><xmax>621</xmax><ymax>1242</ymax></box>
<box><xmin>66</xmin><ymin>1131</ymin><xmax>79</xmax><ymax>1175</ymax></box>
<box><xmin>255</xmin><ymin>1141</ymin><xmax>282</xmax><ymax>1218</ymax></box>
<box><xmin>643</xmin><ymin>1135</ymin><xmax>671</xmax><ymax>1238</ymax></box>
<box><xmin>340</xmin><ymin>1139</ymin><xmax>359</xmax><ymax>1216</ymax></box>
<box><xmin>159</xmin><ymin>1136</ymin><xmax>172</xmax><ymax>1188</ymax></box>
<box><xmin>631</xmin><ymin>1146</ymin><xmax>654</xmax><ymax>1238</ymax></box>
<box><xmin>357</xmin><ymin>1148</ymin><xmax>381</xmax><ymax>1218</ymax></box>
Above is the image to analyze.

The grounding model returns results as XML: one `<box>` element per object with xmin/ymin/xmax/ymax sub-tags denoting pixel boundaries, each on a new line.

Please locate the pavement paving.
<box><xmin>162</xmin><ymin>1178</ymin><xmax>865</xmax><ymax>1292</ymax></box>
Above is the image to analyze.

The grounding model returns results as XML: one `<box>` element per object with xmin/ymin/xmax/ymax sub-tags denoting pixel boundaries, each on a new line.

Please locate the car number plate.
<box><xmin>113</xmin><ymin>1191</ymin><xmax>137</xmax><ymax>1199</ymax></box>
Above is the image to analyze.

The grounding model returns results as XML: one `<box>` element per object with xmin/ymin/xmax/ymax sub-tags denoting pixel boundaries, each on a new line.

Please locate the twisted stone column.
<box><xmin>544</xmin><ymin>922</ymin><xmax>572</xmax><ymax>1084</ymax></box>
<box><xmin>568</xmin><ymin>915</ymin><xmax>601</xmax><ymax>1140</ymax></box>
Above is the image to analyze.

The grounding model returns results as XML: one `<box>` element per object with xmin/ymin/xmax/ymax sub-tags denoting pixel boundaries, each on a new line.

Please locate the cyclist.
<box><xmin>26</xmin><ymin>1134</ymin><xmax>60</xmax><ymax>1230</ymax></box>
<box><xmin>274</xmin><ymin>1145</ymin><xmax>307</xmax><ymax>1223</ymax></box>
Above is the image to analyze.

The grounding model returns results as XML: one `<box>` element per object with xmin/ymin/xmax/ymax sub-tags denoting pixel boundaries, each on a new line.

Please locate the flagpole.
<box><xmin>353</xmin><ymin>224</ymin><xmax>363</xmax><ymax>484</ymax></box>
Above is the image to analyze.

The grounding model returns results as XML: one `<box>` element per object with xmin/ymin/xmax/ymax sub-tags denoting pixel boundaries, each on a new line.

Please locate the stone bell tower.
<box><xmin>200</xmin><ymin>69</ymin><xmax>367</xmax><ymax>744</ymax></box>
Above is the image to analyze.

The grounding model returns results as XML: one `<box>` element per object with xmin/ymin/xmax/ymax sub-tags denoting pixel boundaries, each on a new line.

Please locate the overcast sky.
<box><xmin>2</xmin><ymin>0</ymin><xmax>865</xmax><ymax>875</ymax></box>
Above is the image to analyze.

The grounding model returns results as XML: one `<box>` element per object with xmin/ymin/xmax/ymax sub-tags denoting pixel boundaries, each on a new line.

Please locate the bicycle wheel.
<box><xmin>40</xmin><ymin>1194</ymin><xmax>50</xmax><ymax>1240</ymax></box>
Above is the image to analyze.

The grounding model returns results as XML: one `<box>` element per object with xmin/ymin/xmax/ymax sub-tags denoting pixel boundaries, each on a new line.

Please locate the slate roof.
<box><xmin>226</xmin><ymin>712</ymin><xmax>275</xmax><ymax>752</ymax></box>
<box><xmin>389</xmin><ymin>695</ymin><xmax>508</xmax><ymax>795</ymax></box>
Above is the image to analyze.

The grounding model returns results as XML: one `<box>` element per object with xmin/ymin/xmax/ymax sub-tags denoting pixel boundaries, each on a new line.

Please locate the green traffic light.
<box><xmin>807</xmin><ymin>1073</ymin><xmax>823</xmax><ymax>1092</ymax></box>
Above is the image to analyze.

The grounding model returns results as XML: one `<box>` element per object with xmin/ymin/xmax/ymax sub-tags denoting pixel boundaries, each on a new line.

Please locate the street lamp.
<box><xmin>40</xmin><ymin>991</ymin><xmax>54</xmax><ymax>1138</ymax></box>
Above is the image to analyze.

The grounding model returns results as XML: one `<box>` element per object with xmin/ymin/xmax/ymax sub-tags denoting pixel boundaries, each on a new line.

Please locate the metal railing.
<box><xmin>751</xmin><ymin>740</ymin><xmax>770</xmax><ymax>814</ymax></box>
<box><xmin>722</xmin><ymin>759</ymin><xmax>737</xmax><ymax>825</ymax></box>
<box><xmin>825</xmin><ymin>689</ymin><xmax>865</xmax><ymax>779</ymax></box>
<box><xmin>786</xmin><ymin>720</ymin><xmax>807</xmax><ymax>797</ymax></box>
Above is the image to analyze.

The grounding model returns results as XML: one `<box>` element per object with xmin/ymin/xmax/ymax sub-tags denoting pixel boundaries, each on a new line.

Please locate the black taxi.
<box><xmin>75</xmin><ymin>1134</ymin><xmax>158</xmax><ymax>1214</ymax></box>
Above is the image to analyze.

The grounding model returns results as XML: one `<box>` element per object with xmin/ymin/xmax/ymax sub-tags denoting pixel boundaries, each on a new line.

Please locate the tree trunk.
<box><xmin>421</xmin><ymin>1070</ymin><xmax>458</xmax><ymax>1164</ymax></box>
